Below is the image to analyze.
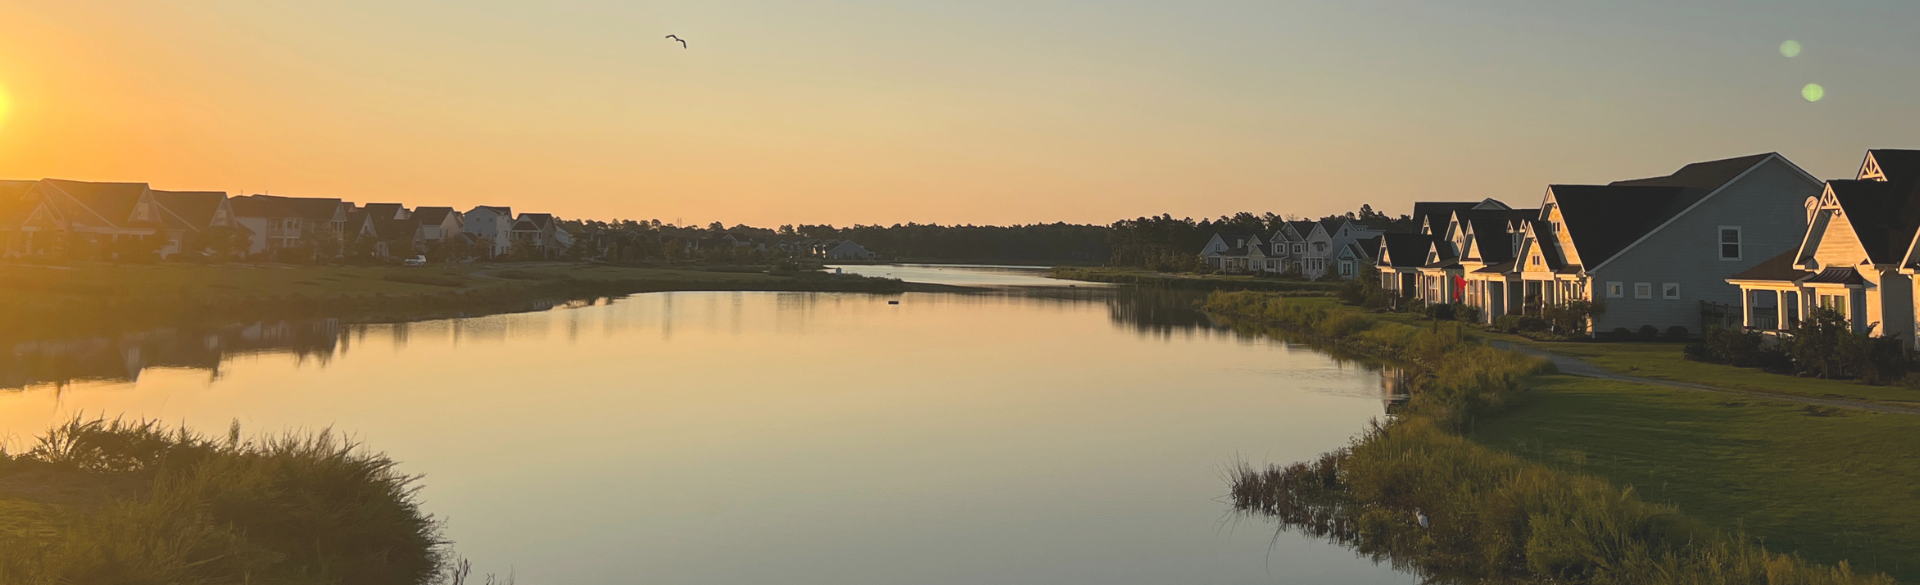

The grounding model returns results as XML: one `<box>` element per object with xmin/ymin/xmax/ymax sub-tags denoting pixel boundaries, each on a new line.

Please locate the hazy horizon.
<box><xmin>1</xmin><ymin>0</ymin><xmax>1916</xmax><ymax>226</ymax></box>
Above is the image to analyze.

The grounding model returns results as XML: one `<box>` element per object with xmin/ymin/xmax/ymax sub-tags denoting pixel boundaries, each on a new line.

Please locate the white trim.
<box><xmin>1634</xmin><ymin>282</ymin><xmax>1653</xmax><ymax>299</ymax></box>
<box><xmin>1606</xmin><ymin>281</ymin><xmax>1623</xmax><ymax>298</ymax></box>
<box><xmin>1662</xmin><ymin>282</ymin><xmax>1681</xmax><ymax>299</ymax></box>
<box><xmin>1590</xmin><ymin>153</ymin><xmax>1819</xmax><ymax>273</ymax></box>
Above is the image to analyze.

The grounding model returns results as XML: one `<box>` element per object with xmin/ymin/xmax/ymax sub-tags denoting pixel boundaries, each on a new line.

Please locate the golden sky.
<box><xmin>0</xmin><ymin>1</ymin><xmax>1916</xmax><ymax>226</ymax></box>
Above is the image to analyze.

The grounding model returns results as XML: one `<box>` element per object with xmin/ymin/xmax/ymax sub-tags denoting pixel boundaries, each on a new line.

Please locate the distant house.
<box><xmin>825</xmin><ymin>240</ymin><xmax>875</xmax><ymax>260</ymax></box>
<box><xmin>1505</xmin><ymin>152</ymin><xmax>1822</xmax><ymax>334</ymax></box>
<box><xmin>1337</xmin><ymin>236</ymin><xmax>1380</xmax><ymax>280</ymax></box>
<box><xmin>150</xmin><ymin>190</ymin><xmax>236</xmax><ymax>258</ymax></box>
<box><xmin>463</xmin><ymin>206</ymin><xmax>515</xmax><ymax>258</ymax></box>
<box><xmin>1199</xmin><ymin>233</ymin><xmax>1264</xmax><ymax>272</ymax></box>
<box><xmin>511</xmin><ymin>213</ymin><xmax>572</xmax><ymax>258</ymax></box>
<box><xmin>1266</xmin><ymin>222</ymin><xmax>1311</xmax><ymax>274</ymax></box>
<box><xmin>229</xmin><ymin>194</ymin><xmax>349</xmax><ymax>257</ymax></box>
<box><xmin>1322</xmin><ymin>220</ymin><xmax>1383</xmax><ymax>280</ymax></box>
<box><xmin>1729</xmin><ymin>149</ymin><xmax>1920</xmax><ymax>343</ymax></box>
<box><xmin>27</xmin><ymin>180</ymin><xmax>168</xmax><ymax>253</ymax></box>
<box><xmin>1448</xmin><ymin>207</ymin><xmax>1539</xmax><ymax>319</ymax></box>
<box><xmin>1375</xmin><ymin>232</ymin><xmax>1436</xmax><ymax>301</ymax></box>
<box><xmin>413</xmin><ymin>207</ymin><xmax>465</xmax><ymax>247</ymax></box>
<box><xmin>0</xmin><ymin>180</ymin><xmax>46</xmax><ymax>256</ymax></box>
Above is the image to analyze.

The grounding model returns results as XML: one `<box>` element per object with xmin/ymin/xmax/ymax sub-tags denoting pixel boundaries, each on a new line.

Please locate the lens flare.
<box><xmin>1802</xmin><ymin>83</ymin><xmax>1824</xmax><ymax>102</ymax></box>
<box><xmin>1780</xmin><ymin>40</ymin><xmax>1802</xmax><ymax>58</ymax></box>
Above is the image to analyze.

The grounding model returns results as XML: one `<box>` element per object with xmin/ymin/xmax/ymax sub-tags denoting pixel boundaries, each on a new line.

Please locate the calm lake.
<box><xmin>0</xmin><ymin>265</ymin><xmax>1414</xmax><ymax>584</ymax></box>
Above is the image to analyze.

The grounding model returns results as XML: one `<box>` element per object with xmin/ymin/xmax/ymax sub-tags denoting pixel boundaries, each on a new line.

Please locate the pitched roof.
<box><xmin>370</xmin><ymin>216</ymin><xmax>419</xmax><ymax>239</ymax></box>
<box><xmin>1378</xmin><ymin>233</ymin><xmax>1434</xmax><ymax>268</ymax></box>
<box><xmin>1457</xmin><ymin>209</ymin><xmax>1536</xmax><ymax>264</ymax></box>
<box><xmin>1865</xmin><ymin>149</ymin><xmax>1920</xmax><ymax>188</ymax></box>
<box><xmin>1287</xmin><ymin>220</ymin><xmax>1319</xmax><ymax>238</ymax></box>
<box><xmin>1549</xmin><ymin>184</ymin><xmax>1706</xmax><ymax>268</ymax></box>
<box><xmin>1804</xmin><ymin>267</ymin><xmax>1867</xmax><ymax>285</ymax></box>
<box><xmin>1610</xmin><ymin>153</ymin><xmax>1774</xmax><ymax>191</ymax></box>
<box><xmin>230</xmin><ymin>194</ymin><xmax>344</xmax><ymax>221</ymax></box>
<box><xmin>1729</xmin><ymin>248</ymin><xmax>1813</xmax><ymax>283</ymax></box>
<box><xmin>1826</xmin><ymin>179</ymin><xmax>1920</xmax><ymax>264</ymax></box>
<box><xmin>516</xmin><ymin>213</ymin><xmax>555</xmax><ymax>231</ymax></box>
<box><xmin>413</xmin><ymin>206</ymin><xmax>457</xmax><ymax>225</ymax></box>
<box><xmin>361</xmin><ymin>203</ymin><xmax>408</xmax><ymax>220</ymax></box>
<box><xmin>1345</xmin><ymin>236</ymin><xmax>1380</xmax><ymax>262</ymax></box>
<box><xmin>151</xmin><ymin>190</ymin><xmax>228</xmax><ymax>231</ymax></box>
<box><xmin>1411</xmin><ymin>202</ymin><xmax>1480</xmax><ymax>235</ymax></box>
<box><xmin>40</xmin><ymin>179</ymin><xmax>154</xmax><ymax>227</ymax></box>
<box><xmin>0</xmin><ymin>180</ymin><xmax>35</xmax><ymax>201</ymax></box>
<box><xmin>470</xmin><ymin>205</ymin><xmax>512</xmax><ymax>217</ymax></box>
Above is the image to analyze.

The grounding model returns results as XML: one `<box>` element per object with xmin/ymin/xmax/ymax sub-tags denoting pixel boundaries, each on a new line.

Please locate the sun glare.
<box><xmin>1780</xmin><ymin>40</ymin><xmax>1802</xmax><ymax>58</ymax></box>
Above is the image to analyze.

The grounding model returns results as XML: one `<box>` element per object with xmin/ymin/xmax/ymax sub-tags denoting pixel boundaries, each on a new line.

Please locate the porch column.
<box><xmin>1741</xmin><ymin>289</ymin><xmax>1753</xmax><ymax>328</ymax></box>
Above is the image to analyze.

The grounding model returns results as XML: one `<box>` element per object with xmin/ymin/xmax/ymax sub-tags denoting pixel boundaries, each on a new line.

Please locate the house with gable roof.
<box><xmin>1502</xmin><ymin>153</ymin><xmax>1822</xmax><ymax>334</ymax></box>
<box><xmin>1199</xmin><ymin>232</ymin><xmax>1266</xmax><ymax>273</ymax></box>
<box><xmin>1375</xmin><ymin>232</ymin><xmax>1437</xmax><ymax>302</ymax></box>
<box><xmin>1729</xmin><ymin>149</ymin><xmax>1920</xmax><ymax>343</ymax></box>
<box><xmin>150</xmin><ymin>190</ymin><xmax>236</xmax><ymax>258</ymax></box>
<box><xmin>464</xmin><ymin>206</ymin><xmax>515</xmax><ymax>258</ymax></box>
<box><xmin>511</xmin><ymin>213</ymin><xmax>573</xmax><ymax>258</ymax></box>
<box><xmin>229</xmin><ymin>194</ymin><xmax>349</xmax><ymax>257</ymax></box>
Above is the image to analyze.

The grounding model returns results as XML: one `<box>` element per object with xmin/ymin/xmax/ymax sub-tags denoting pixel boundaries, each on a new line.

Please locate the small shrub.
<box><xmin>1451</xmin><ymin>303</ymin><xmax>1482</xmax><ymax>324</ymax></box>
<box><xmin>1665</xmin><ymin>325</ymin><xmax>1690</xmax><ymax>341</ymax></box>
<box><xmin>1637</xmin><ymin>325</ymin><xmax>1659</xmax><ymax>340</ymax></box>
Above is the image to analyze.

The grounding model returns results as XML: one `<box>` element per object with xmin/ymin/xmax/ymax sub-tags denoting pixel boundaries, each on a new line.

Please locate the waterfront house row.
<box><xmin>1725</xmin><ymin>150</ymin><xmax>1920</xmax><ymax>348</ymax></box>
<box><xmin>0</xmin><ymin>178</ymin><xmax>579</xmax><ymax>261</ymax></box>
<box><xmin>1377</xmin><ymin>152</ymin><xmax>1825</xmax><ymax>335</ymax></box>
<box><xmin>1199</xmin><ymin>218</ymin><xmax>1383</xmax><ymax>280</ymax></box>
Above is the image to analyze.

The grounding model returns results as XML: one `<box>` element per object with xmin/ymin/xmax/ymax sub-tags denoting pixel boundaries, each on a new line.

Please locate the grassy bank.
<box><xmin>0</xmin><ymin>418</ymin><xmax>448</xmax><ymax>584</ymax></box>
<box><xmin>1048</xmin><ymin>266</ymin><xmax>1340</xmax><ymax>293</ymax></box>
<box><xmin>0</xmin><ymin>262</ymin><xmax>928</xmax><ymax>342</ymax></box>
<box><xmin>1211</xmin><ymin>292</ymin><xmax>1901</xmax><ymax>583</ymax></box>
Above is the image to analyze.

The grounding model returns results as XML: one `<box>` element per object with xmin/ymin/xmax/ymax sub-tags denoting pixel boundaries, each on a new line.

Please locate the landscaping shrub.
<box><xmin>1637</xmin><ymin>325</ymin><xmax>1659</xmax><ymax>340</ymax></box>
<box><xmin>1423</xmin><ymin>302</ymin><xmax>1455</xmax><ymax>321</ymax></box>
<box><xmin>1781</xmin><ymin>308</ymin><xmax>1911</xmax><ymax>383</ymax></box>
<box><xmin>1665</xmin><ymin>325</ymin><xmax>1690</xmax><ymax>341</ymax></box>
<box><xmin>1492</xmin><ymin>314</ymin><xmax>1548</xmax><ymax>334</ymax></box>
<box><xmin>1450</xmin><ymin>303</ymin><xmax>1482</xmax><ymax>324</ymax></box>
<box><xmin>1540</xmin><ymin>300</ymin><xmax>1606</xmax><ymax>336</ymax></box>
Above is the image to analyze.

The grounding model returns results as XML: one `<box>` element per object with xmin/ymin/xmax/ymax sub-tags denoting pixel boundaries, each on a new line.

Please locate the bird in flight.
<box><xmin>666</xmin><ymin>35</ymin><xmax>687</xmax><ymax>49</ymax></box>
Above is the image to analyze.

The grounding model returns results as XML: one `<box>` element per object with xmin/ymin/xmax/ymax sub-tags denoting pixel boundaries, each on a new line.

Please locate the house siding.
<box><xmin>1587</xmin><ymin>159</ymin><xmax>1822</xmax><ymax>333</ymax></box>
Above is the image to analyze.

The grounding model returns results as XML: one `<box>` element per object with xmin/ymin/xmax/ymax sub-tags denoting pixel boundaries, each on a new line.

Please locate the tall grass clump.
<box><xmin>1207</xmin><ymin>291</ymin><xmax>1894</xmax><ymax>583</ymax></box>
<box><xmin>0</xmin><ymin>417</ymin><xmax>445</xmax><ymax>584</ymax></box>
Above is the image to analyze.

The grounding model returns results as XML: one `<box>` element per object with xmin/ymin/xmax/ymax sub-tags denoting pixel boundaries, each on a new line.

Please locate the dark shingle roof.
<box><xmin>1826</xmin><ymin>179</ymin><xmax>1920</xmax><ymax>265</ymax></box>
<box><xmin>230</xmin><ymin>195</ymin><xmax>343</xmax><ymax>221</ymax></box>
<box><xmin>362</xmin><ymin>203</ymin><xmax>408</xmax><ymax>220</ymax></box>
<box><xmin>1867</xmin><ymin>150</ymin><xmax>1920</xmax><ymax>188</ymax></box>
<box><xmin>1378</xmin><ymin>233</ymin><xmax>1434</xmax><ymax>268</ymax></box>
<box><xmin>1610</xmin><ymin>153</ymin><xmax>1774</xmax><ymax>191</ymax></box>
<box><xmin>1729</xmin><ymin>248</ymin><xmax>1812</xmax><ymax>283</ymax></box>
<box><xmin>1412</xmin><ymin>202</ymin><xmax>1479</xmax><ymax>235</ymax></box>
<box><xmin>41</xmin><ymin>179</ymin><xmax>153</xmax><ymax>227</ymax></box>
<box><xmin>413</xmin><ymin>207</ymin><xmax>457</xmax><ymax>225</ymax></box>
<box><xmin>1550</xmin><ymin>185</ymin><xmax>1706</xmax><ymax>268</ymax></box>
<box><xmin>151</xmin><ymin>190</ymin><xmax>228</xmax><ymax>231</ymax></box>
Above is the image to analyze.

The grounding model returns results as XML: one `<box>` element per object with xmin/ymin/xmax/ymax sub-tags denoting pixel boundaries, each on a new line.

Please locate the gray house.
<box><xmin>1507</xmin><ymin>152</ymin><xmax>1823</xmax><ymax>335</ymax></box>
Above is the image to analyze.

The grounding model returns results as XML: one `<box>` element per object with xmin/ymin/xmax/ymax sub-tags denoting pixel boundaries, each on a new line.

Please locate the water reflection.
<box><xmin>0</xmin><ymin>281</ymin><xmax>1415</xmax><ymax>584</ymax></box>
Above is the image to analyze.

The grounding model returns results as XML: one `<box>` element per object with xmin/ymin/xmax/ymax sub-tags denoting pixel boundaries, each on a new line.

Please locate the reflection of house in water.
<box><xmin>1379</xmin><ymin>366</ymin><xmax>1413</xmax><ymax>413</ymax></box>
<box><xmin>0</xmin><ymin>319</ymin><xmax>342</xmax><ymax>391</ymax></box>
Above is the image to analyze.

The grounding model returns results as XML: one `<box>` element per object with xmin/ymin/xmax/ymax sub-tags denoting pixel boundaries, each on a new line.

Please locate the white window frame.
<box><xmin>1663</xmin><ymin>282</ymin><xmax>1681</xmax><ymax>299</ymax></box>
<box><xmin>1634</xmin><ymin>283</ymin><xmax>1652</xmax><ymax>299</ymax></box>
<box><xmin>1607</xmin><ymin>281</ymin><xmax>1623</xmax><ymax>298</ymax></box>
<box><xmin>1718</xmin><ymin>226</ymin><xmax>1742</xmax><ymax>261</ymax></box>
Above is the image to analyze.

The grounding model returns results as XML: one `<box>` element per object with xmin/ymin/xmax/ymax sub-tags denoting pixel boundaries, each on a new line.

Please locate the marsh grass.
<box><xmin>0</xmin><ymin>417</ymin><xmax>445</xmax><ymax>584</ymax></box>
<box><xmin>1207</xmin><ymin>292</ymin><xmax>1895</xmax><ymax>583</ymax></box>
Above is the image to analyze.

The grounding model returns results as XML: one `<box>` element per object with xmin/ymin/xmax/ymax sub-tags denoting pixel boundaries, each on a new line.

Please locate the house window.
<box><xmin>1634</xmin><ymin>283</ymin><xmax>1652</xmax><ymax>299</ymax></box>
<box><xmin>1607</xmin><ymin>282</ymin><xmax>1623</xmax><ymax>298</ymax></box>
<box><xmin>1820</xmin><ymin>293</ymin><xmax>1848</xmax><ymax>316</ymax></box>
<box><xmin>1293</xmin><ymin>244</ymin><xmax>1303</xmax><ymax>254</ymax></box>
<box><xmin>1340</xmin><ymin>261</ymin><xmax>1354</xmax><ymax>277</ymax></box>
<box><xmin>1663</xmin><ymin>283</ymin><xmax>1681</xmax><ymax>299</ymax></box>
<box><xmin>1719</xmin><ymin>226</ymin><xmax>1742</xmax><ymax>260</ymax></box>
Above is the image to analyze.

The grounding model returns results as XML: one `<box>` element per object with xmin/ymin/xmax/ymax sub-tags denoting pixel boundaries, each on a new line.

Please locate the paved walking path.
<box><xmin>1488</xmin><ymin>341</ymin><xmax>1920</xmax><ymax>416</ymax></box>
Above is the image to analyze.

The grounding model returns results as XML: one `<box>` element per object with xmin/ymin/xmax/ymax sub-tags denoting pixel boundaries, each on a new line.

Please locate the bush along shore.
<box><xmin>1206</xmin><ymin>292</ymin><xmax>1894</xmax><ymax>584</ymax></box>
<box><xmin>0</xmin><ymin>268</ymin><xmax>919</xmax><ymax>343</ymax></box>
<box><xmin>0</xmin><ymin>417</ymin><xmax>502</xmax><ymax>584</ymax></box>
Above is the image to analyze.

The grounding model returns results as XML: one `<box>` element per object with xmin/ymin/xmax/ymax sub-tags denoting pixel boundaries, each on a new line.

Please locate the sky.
<box><xmin>0</xmin><ymin>0</ymin><xmax>1916</xmax><ymax>227</ymax></box>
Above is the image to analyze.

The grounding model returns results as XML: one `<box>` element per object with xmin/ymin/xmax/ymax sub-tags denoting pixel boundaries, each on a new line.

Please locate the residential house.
<box><xmin>1450</xmin><ymin>207</ymin><xmax>1541</xmax><ymax>321</ymax></box>
<box><xmin>825</xmin><ymin>240</ymin><xmax>875</xmax><ymax>260</ymax></box>
<box><xmin>150</xmin><ymin>190</ymin><xmax>236</xmax><ymax>258</ymax></box>
<box><xmin>1729</xmin><ymin>149</ymin><xmax>1920</xmax><ymax>343</ymax></box>
<box><xmin>25</xmin><ymin>180</ymin><xmax>169</xmax><ymax>258</ymax></box>
<box><xmin>464</xmin><ymin>206</ymin><xmax>515</xmax><ymax>258</ymax></box>
<box><xmin>1376</xmin><ymin>232</ymin><xmax>1436</xmax><ymax>302</ymax></box>
<box><xmin>1267</xmin><ymin>222</ymin><xmax>1313</xmax><ymax>275</ymax></box>
<box><xmin>0</xmin><ymin>180</ymin><xmax>50</xmax><ymax>257</ymax></box>
<box><xmin>1301</xmin><ymin>219</ymin><xmax>1382</xmax><ymax>280</ymax></box>
<box><xmin>413</xmin><ymin>207</ymin><xmax>465</xmax><ymax>247</ymax></box>
<box><xmin>1198</xmin><ymin>232</ymin><xmax>1264</xmax><ymax>272</ymax></box>
<box><xmin>1336</xmin><ymin>236</ymin><xmax>1381</xmax><ymax>280</ymax></box>
<box><xmin>229</xmin><ymin>194</ymin><xmax>349</xmax><ymax>257</ymax></box>
<box><xmin>1503</xmin><ymin>153</ymin><xmax>1822</xmax><ymax>335</ymax></box>
<box><xmin>510</xmin><ymin>213</ymin><xmax>572</xmax><ymax>258</ymax></box>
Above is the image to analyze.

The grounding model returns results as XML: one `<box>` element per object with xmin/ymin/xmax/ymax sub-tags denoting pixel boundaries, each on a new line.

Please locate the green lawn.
<box><xmin>1367</xmin><ymin>309</ymin><xmax>1920</xmax><ymax>407</ymax></box>
<box><xmin>1472</xmin><ymin>374</ymin><xmax>1920</xmax><ymax>580</ymax></box>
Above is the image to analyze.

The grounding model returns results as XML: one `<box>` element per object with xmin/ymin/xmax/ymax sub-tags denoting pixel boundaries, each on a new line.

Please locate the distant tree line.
<box><xmin>790</xmin><ymin>223</ymin><xmax>1111</xmax><ymax>264</ymax></box>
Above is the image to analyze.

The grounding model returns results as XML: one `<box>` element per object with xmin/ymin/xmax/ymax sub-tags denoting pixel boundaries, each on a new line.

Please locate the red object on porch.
<box><xmin>1452</xmin><ymin>276</ymin><xmax>1467</xmax><ymax>300</ymax></box>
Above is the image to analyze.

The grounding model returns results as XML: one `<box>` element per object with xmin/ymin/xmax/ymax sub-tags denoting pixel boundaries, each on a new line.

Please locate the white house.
<box><xmin>825</xmin><ymin>240</ymin><xmax>875</xmax><ymax>260</ymax></box>
<box><xmin>463</xmin><ymin>205</ymin><xmax>515</xmax><ymax>258</ymax></box>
